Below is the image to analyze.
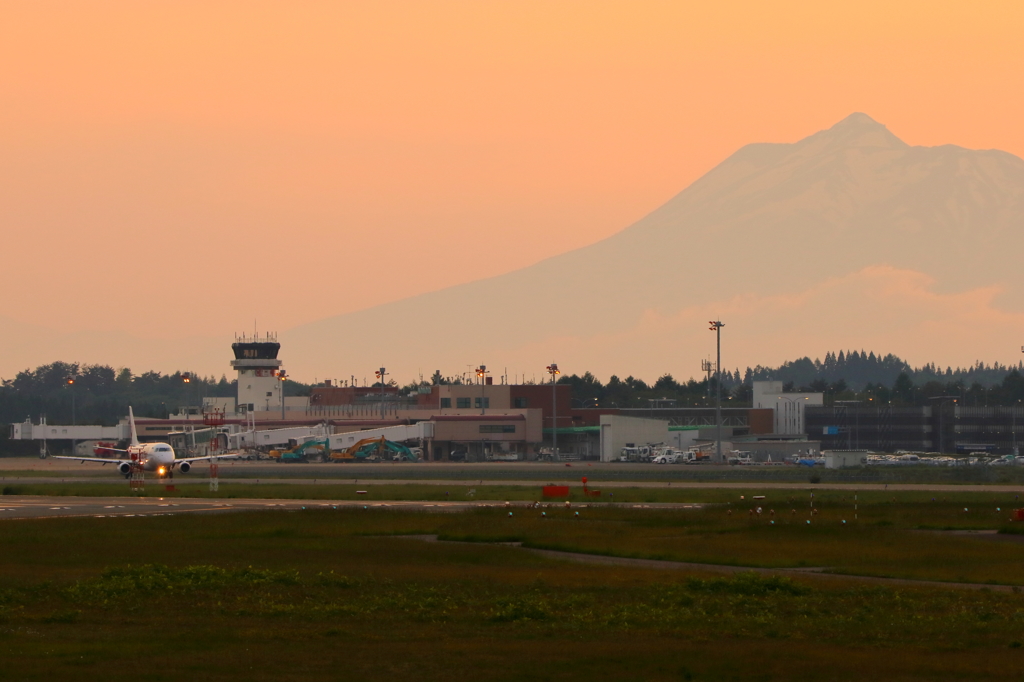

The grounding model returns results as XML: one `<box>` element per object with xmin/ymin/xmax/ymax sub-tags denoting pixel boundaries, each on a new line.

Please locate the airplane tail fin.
<box><xmin>128</xmin><ymin>407</ymin><xmax>140</xmax><ymax>447</ymax></box>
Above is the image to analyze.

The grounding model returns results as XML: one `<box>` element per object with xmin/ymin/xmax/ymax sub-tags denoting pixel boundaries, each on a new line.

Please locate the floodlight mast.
<box><xmin>180</xmin><ymin>372</ymin><xmax>195</xmax><ymax>420</ymax></box>
<box><xmin>709</xmin><ymin>321</ymin><xmax>724</xmax><ymax>463</ymax></box>
<box><xmin>278</xmin><ymin>370</ymin><xmax>288</xmax><ymax>420</ymax></box>
<box><xmin>66</xmin><ymin>376</ymin><xmax>76</xmax><ymax>454</ymax></box>
<box><xmin>475</xmin><ymin>365</ymin><xmax>489</xmax><ymax>415</ymax></box>
<box><xmin>546</xmin><ymin>363</ymin><xmax>560</xmax><ymax>460</ymax></box>
<box><xmin>375</xmin><ymin>367</ymin><xmax>388</xmax><ymax>420</ymax></box>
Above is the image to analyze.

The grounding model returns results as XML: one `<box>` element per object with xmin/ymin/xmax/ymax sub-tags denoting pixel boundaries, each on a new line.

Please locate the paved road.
<box><xmin>0</xmin><ymin>495</ymin><xmax>705</xmax><ymax>520</ymax></box>
<box><xmin>4</xmin><ymin>475</ymin><xmax>1024</xmax><ymax>494</ymax></box>
<box><xmin>405</xmin><ymin>535</ymin><xmax>1024</xmax><ymax>593</ymax></box>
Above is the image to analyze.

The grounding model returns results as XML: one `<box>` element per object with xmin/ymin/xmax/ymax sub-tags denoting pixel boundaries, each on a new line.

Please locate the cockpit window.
<box><xmin>156</xmin><ymin>446</ymin><xmax>171</xmax><ymax>451</ymax></box>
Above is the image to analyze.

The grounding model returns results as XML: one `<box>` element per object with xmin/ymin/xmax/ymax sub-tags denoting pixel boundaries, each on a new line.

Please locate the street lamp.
<box><xmin>1014</xmin><ymin>399</ymin><xmax>1021</xmax><ymax>457</ymax></box>
<box><xmin>66</xmin><ymin>377</ymin><xmax>76</xmax><ymax>455</ymax></box>
<box><xmin>777</xmin><ymin>395</ymin><xmax>810</xmax><ymax>435</ymax></box>
<box><xmin>475</xmin><ymin>365</ymin><xmax>489</xmax><ymax>415</ymax></box>
<box><xmin>278</xmin><ymin>370</ymin><xmax>288</xmax><ymax>420</ymax></box>
<box><xmin>708</xmin><ymin>321</ymin><xmax>724</xmax><ymax>463</ymax></box>
<box><xmin>180</xmin><ymin>372</ymin><xmax>194</xmax><ymax>419</ymax></box>
<box><xmin>65</xmin><ymin>377</ymin><xmax>76</xmax><ymax>425</ymax></box>
<box><xmin>835</xmin><ymin>400</ymin><xmax>861</xmax><ymax>449</ymax></box>
<box><xmin>546</xmin><ymin>363</ymin><xmax>560</xmax><ymax>460</ymax></box>
<box><xmin>927</xmin><ymin>395</ymin><xmax>959</xmax><ymax>455</ymax></box>
<box><xmin>375</xmin><ymin>367</ymin><xmax>388</xmax><ymax>420</ymax></box>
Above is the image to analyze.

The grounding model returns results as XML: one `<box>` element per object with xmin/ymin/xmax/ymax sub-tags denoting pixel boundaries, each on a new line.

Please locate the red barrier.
<box><xmin>542</xmin><ymin>486</ymin><xmax>570</xmax><ymax>498</ymax></box>
<box><xmin>1013</xmin><ymin>508</ymin><xmax>1024</xmax><ymax>521</ymax></box>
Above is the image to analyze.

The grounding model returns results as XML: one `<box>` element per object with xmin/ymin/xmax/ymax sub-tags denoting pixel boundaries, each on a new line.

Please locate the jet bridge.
<box><xmin>230</xmin><ymin>423</ymin><xmax>332</xmax><ymax>449</ymax></box>
<box><xmin>328</xmin><ymin>422</ymin><xmax>434</xmax><ymax>450</ymax></box>
<box><xmin>10</xmin><ymin>419</ymin><xmax>129</xmax><ymax>441</ymax></box>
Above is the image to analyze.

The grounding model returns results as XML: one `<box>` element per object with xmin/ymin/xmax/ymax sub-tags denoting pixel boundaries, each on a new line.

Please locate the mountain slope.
<box><xmin>282</xmin><ymin>114</ymin><xmax>1024</xmax><ymax>381</ymax></box>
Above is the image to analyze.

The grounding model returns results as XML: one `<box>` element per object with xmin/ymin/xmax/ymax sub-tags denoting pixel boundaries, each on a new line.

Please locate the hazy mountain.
<box><xmin>281</xmin><ymin>113</ymin><xmax>1024</xmax><ymax>382</ymax></box>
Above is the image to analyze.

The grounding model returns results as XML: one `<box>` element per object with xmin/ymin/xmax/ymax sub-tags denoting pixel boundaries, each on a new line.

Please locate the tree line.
<box><xmin>4</xmin><ymin>352</ymin><xmax>1023</xmax><ymax>427</ymax></box>
<box><xmin>746</xmin><ymin>350</ymin><xmax>1022</xmax><ymax>390</ymax></box>
<box><xmin>0</xmin><ymin>362</ymin><xmax>308</xmax><ymax>427</ymax></box>
<box><xmin>558</xmin><ymin>351</ymin><xmax>1024</xmax><ymax>409</ymax></box>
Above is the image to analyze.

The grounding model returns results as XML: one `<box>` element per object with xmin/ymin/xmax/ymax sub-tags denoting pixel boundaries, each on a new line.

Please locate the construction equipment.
<box><xmin>328</xmin><ymin>436</ymin><xmax>419</xmax><ymax>462</ymax></box>
<box><xmin>269</xmin><ymin>438</ymin><xmax>330</xmax><ymax>463</ymax></box>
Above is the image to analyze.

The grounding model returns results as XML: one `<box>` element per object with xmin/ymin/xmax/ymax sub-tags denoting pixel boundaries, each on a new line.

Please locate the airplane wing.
<box><xmin>175</xmin><ymin>453</ymin><xmax>241</xmax><ymax>464</ymax></box>
<box><xmin>52</xmin><ymin>456</ymin><xmax>127</xmax><ymax>465</ymax></box>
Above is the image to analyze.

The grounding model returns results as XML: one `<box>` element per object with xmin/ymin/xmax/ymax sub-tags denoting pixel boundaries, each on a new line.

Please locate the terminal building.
<box><xmin>24</xmin><ymin>339</ymin><xmax>1019</xmax><ymax>460</ymax></box>
<box><xmin>805</xmin><ymin>403</ymin><xmax>1024</xmax><ymax>455</ymax></box>
<box><xmin>6</xmin><ymin>341</ymin><xmax>823</xmax><ymax>462</ymax></box>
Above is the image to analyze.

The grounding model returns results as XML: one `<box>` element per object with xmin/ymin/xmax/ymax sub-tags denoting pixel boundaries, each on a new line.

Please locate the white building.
<box><xmin>598</xmin><ymin>415</ymin><xmax>669</xmax><ymax>462</ymax></box>
<box><xmin>231</xmin><ymin>333</ymin><xmax>286</xmax><ymax>413</ymax></box>
<box><xmin>752</xmin><ymin>381</ymin><xmax>823</xmax><ymax>435</ymax></box>
<box><xmin>824</xmin><ymin>450</ymin><xmax>868</xmax><ymax>469</ymax></box>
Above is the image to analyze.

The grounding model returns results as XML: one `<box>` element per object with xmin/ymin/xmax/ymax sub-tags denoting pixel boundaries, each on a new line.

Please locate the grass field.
<box><xmin>5</xmin><ymin>500</ymin><xmax>1024</xmax><ymax>680</ymax></box>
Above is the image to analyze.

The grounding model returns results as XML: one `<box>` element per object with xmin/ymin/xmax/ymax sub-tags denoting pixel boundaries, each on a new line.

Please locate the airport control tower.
<box><xmin>231</xmin><ymin>333</ymin><xmax>284</xmax><ymax>413</ymax></box>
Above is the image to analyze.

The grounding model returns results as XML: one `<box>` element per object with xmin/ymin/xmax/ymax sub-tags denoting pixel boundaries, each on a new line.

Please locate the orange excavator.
<box><xmin>328</xmin><ymin>436</ymin><xmax>417</xmax><ymax>462</ymax></box>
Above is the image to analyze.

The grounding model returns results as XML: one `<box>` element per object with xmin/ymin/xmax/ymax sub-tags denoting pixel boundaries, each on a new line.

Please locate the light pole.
<box><xmin>835</xmin><ymin>400</ymin><xmax>861</xmax><ymax>449</ymax></box>
<box><xmin>65</xmin><ymin>377</ymin><xmax>76</xmax><ymax>425</ymax></box>
<box><xmin>375</xmin><ymin>367</ymin><xmax>388</xmax><ymax>420</ymax></box>
<box><xmin>546</xmin><ymin>363</ymin><xmax>560</xmax><ymax>460</ymax></box>
<box><xmin>278</xmin><ymin>370</ymin><xmax>288</xmax><ymax>420</ymax></box>
<box><xmin>1014</xmin><ymin>399</ymin><xmax>1021</xmax><ymax>457</ymax></box>
<box><xmin>66</xmin><ymin>376</ymin><xmax>76</xmax><ymax>455</ymax></box>
<box><xmin>180</xmin><ymin>372</ymin><xmax>193</xmax><ymax>418</ymax></box>
<box><xmin>777</xmin><ymin>395</ymin><xmax>810</xmax><ymax>435</ymax></box>
<box><xmin>708</xmin><ymin>321</ymin><xmax>724</xmax><ymax>463</ymax></box>
<box><xmin>475</xmin><ymin>365</ymin><xmax>489</xmax><ymax>415</ymax></box>
<box><xmin>476</xmin><ymin>365</ymin><xmax>490</xmax><ymax>459</ymax></box>
<box><xmin>180</xmin><ymin>372</ymin><xmax>197</xmax><ymax>452</ymax></box>
<box><xmin>927</xmin><ymin>395</ymin><xmax>958</xmax><ymax>455</ymax></box>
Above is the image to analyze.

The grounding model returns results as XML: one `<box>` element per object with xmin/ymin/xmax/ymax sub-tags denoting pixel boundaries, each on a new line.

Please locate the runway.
<box><xmin>4</xmin><ymin>475</ymin><xmax>1024</xmax><ymax>494</ymax></box>
<box><xmin>4</xmin><ymin>458</ymin><xmax>1024</xmax><ymax>491</ymax></box>
<box><xmin>0</xmin><ymin>495</ymin><xmax>704</xmax><ymax>520</ymax></box>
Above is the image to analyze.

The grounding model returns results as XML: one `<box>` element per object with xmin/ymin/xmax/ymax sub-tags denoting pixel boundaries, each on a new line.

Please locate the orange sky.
<box><xmin>1</xmin><ymin>1</ymin><xmax>1023</xmax><ymax>374</ymax></box>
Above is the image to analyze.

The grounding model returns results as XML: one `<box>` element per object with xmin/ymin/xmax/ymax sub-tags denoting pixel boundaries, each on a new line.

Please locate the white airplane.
<box><xmin>54</xmin><ymin>407</ymin><xmax>237</xmax><ymax>478</ymax></box>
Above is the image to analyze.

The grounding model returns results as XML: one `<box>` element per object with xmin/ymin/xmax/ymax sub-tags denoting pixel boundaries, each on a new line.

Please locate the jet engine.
<box><xmin>118</xmin><ymin>462</ymin><xmax>133</xmax><ymax>476</ymax></box>
<box><xmin>179</xmin><ymin>461</ymin><xmax>191</xmax><ymax>474</ymax></box>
